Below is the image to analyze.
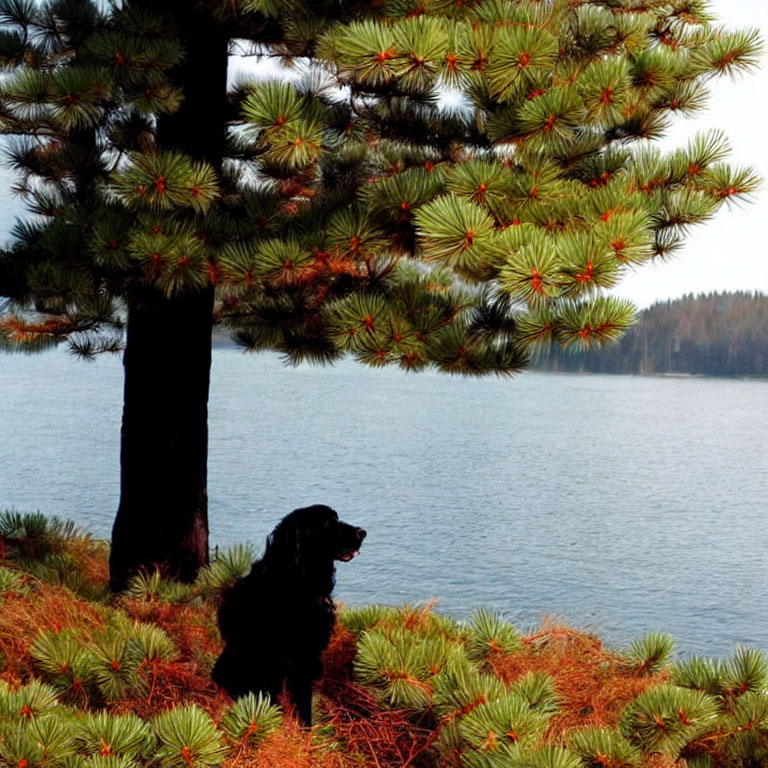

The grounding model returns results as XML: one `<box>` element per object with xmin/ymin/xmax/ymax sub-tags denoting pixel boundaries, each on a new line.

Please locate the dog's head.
<box><xmin>265</xmin><ymin>505</ymin><xmax>366</xmax><ymax>577</ymax></box>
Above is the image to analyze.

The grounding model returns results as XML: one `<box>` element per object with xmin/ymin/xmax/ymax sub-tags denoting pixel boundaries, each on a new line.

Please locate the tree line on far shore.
<box><xmin>532</xmin><ymin>291</ymin><xmax>768</xmax><ymax>377</ymax></box>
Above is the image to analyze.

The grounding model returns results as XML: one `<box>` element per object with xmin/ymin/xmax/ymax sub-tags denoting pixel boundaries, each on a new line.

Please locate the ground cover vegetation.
<box><xmin>1</xmin><ymin>511</ymin><xmax>767</xmax><ymax>768</ymax></box>
<box><xmin>0</xmin><ymin>0</ymin><xmax>763</xmax><ymax>587</ymax></box>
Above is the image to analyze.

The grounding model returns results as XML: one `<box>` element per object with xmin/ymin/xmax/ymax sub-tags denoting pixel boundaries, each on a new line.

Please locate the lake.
<box><xmin>1</xmin><ymin>348</ymin><xmax>766</xmax><ymax>658</ymax></box>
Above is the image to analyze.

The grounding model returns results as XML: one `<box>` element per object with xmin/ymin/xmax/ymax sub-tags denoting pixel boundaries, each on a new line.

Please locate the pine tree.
<box><xmin>0</xmin><ymin>0</ymin><xmax>762</xmax><ymax>587</ymax></box>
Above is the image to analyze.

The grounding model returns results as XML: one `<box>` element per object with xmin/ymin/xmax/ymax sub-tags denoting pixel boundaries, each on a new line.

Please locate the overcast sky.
<box><xmin>2</xmin><ymin>0</ymin><xmax>765</xmax><ymax>309</ymax></box>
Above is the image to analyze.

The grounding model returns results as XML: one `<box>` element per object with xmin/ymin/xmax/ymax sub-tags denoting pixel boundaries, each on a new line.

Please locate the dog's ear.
<box><xmin>266</xmin><ymin>514</ymin><xmax>306</xmax><ymax>578</ymax></box>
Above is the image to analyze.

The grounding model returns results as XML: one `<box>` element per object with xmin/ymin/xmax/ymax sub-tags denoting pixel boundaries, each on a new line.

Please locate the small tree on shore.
<box><xmin>0</xmin><ymin>0</ymin><xmax>761</xmax><ymax>588</ymax></box>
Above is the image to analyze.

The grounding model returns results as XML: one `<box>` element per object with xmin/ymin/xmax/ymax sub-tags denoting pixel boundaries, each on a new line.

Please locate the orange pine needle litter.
<box><xmin>490</xmin><ymin>622</ymin><xmax>668</xmax><ymax>740</ymax></box>
<box><xmin>0</xmin><ymin>583</ymin><xmax>107</xmax><ymax>683</ymax></box>
<box><xmin>0</xmin><ymin>555</ymin><xmax>677</xmax><ymax>768</ymax></box>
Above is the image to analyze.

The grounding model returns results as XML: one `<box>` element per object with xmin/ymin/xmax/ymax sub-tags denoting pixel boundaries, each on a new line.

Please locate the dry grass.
<box><xmin>108</xmin><ymin>659</ymin><xmax>230</xmax><ymax>719</ymax></box>
<box><xmin>223</xmin><ymin>717</ymin><xmax>357</xmax><ymax>768</ymax></box>
<box><xmin>0</xmin><ymin>543</ymin><xmax>731</xmax><ymax>768</ymax></box>
<box><xmin>112</xmin><ymin>595</ymin><xmax>229</xmax><ymax>720</ymax></box>
<box><xmin>316</xmin><ymin>620</ymin><xmax>671</xmax><ymax>768</ymax></box>
<box><xmin>321</xmin><ymin>678</ymin><xmax>436</xmax><ymax>768</ymax></box>
<box><xmin>67</xmin><ymin>536</ymin><xmax>111</xmax><ymax>586</ymax></box>
<box><xmin>321</xmin><ymin>625</ymin><xmax>358</xmax><ymax>683</ymax></box>
<box><xmin>120</xmin><ymin>597</ymin><xmax>221</xmax><ymax>663</ymax></box>
<box><xmin>0</xmin><ymin>581</ymin><xmax>107</xmax><ymax>684</ymax></box>
<box><xmin>489</xmin><ymin>621</ymin><xmax>668</xmax><ymax>740</ymax></box>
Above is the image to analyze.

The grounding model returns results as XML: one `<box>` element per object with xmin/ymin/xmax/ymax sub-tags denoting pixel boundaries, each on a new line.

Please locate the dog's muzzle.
<box><xmin>338</xmin><ymin>527</ymin><xmax>366</xmax><ymax>561</ymax></box>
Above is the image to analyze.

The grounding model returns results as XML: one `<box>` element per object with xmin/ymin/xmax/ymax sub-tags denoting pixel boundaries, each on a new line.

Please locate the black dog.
<box><xmin>212</xmin><ymin>505</ymin><xmax>366</xmax><ymax>725</ymax></box>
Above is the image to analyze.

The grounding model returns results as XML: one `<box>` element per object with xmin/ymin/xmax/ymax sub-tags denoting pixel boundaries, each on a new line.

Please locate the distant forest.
<box><xmin>533</xmin><ymin>292</ymin><xmax>768</xmax><ymax>377</ymax></box>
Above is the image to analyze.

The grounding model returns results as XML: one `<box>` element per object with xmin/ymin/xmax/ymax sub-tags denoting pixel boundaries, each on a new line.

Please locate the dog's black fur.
<box><xmin>212</xmin><ymin>505</ymin><xmax>366</xmax><ymax>725</ymax></box>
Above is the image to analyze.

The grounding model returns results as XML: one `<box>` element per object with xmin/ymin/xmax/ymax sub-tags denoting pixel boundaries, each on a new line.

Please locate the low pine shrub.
<box><xmin>0</xmin><ymin>515</ymin><xmax>766</xmax><ymax>768</ymax></box>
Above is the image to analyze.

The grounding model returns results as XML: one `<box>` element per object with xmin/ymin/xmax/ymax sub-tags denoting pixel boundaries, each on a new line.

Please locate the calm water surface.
<box><xmin>1</xmin><ymin>349</ymin><xmax>766</xmax><ymax>658</ymax></box>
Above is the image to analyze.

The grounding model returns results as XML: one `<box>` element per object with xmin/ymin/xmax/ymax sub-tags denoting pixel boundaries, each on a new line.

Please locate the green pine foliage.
<box><xmin>458</xmin><ymin>691</ymin><xmax>551</xmax><ymax>752</ymax></box>
<box><xmin>0</xmin><ymin>512</ymin><xmax>110</xmax><ymax>601</ymax></box>
<box><xmin>509</xmin><ymin>671</ymin><xmax>560</xmax><ymax>715</ymax></box>
<box><xmin>196</xmin><ymin>544</ymin><xmax>255</xmax><ymax>593</ymax></box>
<box><xmin>432</xmin><ymin>654</ymin><xmax>507</xmax><ymax>719</ymax></box>
<box><xmin>89</xmin><ymin>635</ymin><xmax>138</xmax><ymax>702</ymax></box>
<box><xmin>220</xmin><ymin>692</ymin><xmax>283</xmax><ymax>751</ymax></box>
<box><xmin>0</xmin><ymin>679</ymin><xmax>284</xmax><ymax>767</ymax></box>
<box><xmin>354</xmin><ymin>630</ymin><xmax>438</xmax><ymax>708</ymax></box>
<box><xmin>619</xmin><ymin>684</ymin><xmax>720</xmax><ymax>756</ymax></box>
<box><xmin>671</xmin><ymin>654</ymin><xmax>728</xmax><ymax>696</ymax></box>
<box><xmin>151</xmin><ymin>705</ymin><xmax>227</xmax><ymax>768</ymax></box>
<box><xmin>466</xmin><ymin>608</ymin><xmax>524</xmax><ymax>662</ymax></box>
<box><xmin>339</xmin><ymin>604</ymin><xmax>403</xmax><ymax>634</ymax></box>
<box><xmin>0</xmin><ymin>680</ymin><xmax>59</xmax><ymax>720</ymax></box>
<box><xmin>128</xmin><ymin>624</ymin><xmax>177</xmax><ymax>668</ymax></box>
<box><xmin>2</xmin><ymin>0</ymin><xmax>762</xmax><ymax>371</ymax></box>
<box><xmin>0</xmin><ymin>511</ymin><xmax>80</xmax><ymax>561</ymax></box>
<box><xmin>30</xmin><ymin>631</ymin><xmax>98</xmax><ymax>701</ymax></box>
<box><xmin>722</xmin><ymin>646</ymin><xmax>768</xmax><ymax>697</ymax></box>
<box><xmin>569</xmin><ymin>726</ymin><xmax>642</xmax><ymax>768</ymax></box>
<box><xmin>626</xmin><ymin>631</ymin><xmax>676</xmax><ymax>674</ymax></box>
<box><xmin>27</xmin><ymin>621</ymin><xmax>181</xmax><ymax>705</ymax></box>
<box><xmin>0</xmin><ymin>567</ymin><xmax>27</xmax><ymax>601</ymax></box>
<box><xmin>0</xmin><ymin>0</ymin><xmax>186</xmax><ymax>357</ymax></box>
<box><xmin>73</xmin><ymin>711</ymin><xmax>154</xmax><ymax>761</ymax></box>
<box><xmin>125</xmin><ymin>570</ymin><xmax>196</xmax><ymax>604</ymax></box>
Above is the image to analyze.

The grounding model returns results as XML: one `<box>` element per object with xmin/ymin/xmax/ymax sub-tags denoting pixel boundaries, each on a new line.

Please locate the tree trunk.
<box><xmin>109</xmin><ymin>286</ymin><xmax>214</xmax><ymax>589</ymax></box>
<box><xmin>109</xmin><ymin>7</ymin><xmax>229</xmax><ymax>589</ymax></box>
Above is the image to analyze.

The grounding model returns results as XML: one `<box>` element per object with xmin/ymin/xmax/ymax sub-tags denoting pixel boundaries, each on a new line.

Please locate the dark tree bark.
<box><xmin>109</xmin><ymin>286</ymin><xmax>215</xmax><ymax>589</ymax></box>
<box><xmin>109</xmin><ymin>7</ymin><xmax>229</xmax><ymax>589</ymax></box>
